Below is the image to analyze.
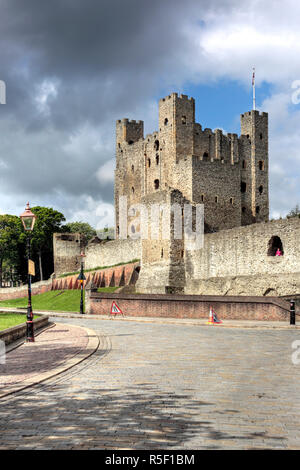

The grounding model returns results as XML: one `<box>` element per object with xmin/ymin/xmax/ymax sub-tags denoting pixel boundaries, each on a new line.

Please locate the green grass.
<box><xmin>97</xmin><ymin>287</ymin><xmax>119</xmax><ymax>293</ymax></box>
<box><xmin>0</xmin><ymin>287</ymin><xmax>119</xmax><ymax>313</ymax></box>
<box><xmin>0</xmin><ymin>313</ymin><xmax>36</xmax><ymax>331</ymax></box>
<box><xmin>58</xmin><ymin>259</ymin><xmax>140</xmax><ymax>278</ymax></box>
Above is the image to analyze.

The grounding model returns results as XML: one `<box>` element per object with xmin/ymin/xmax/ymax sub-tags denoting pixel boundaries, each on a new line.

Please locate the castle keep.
<box><xmin>52</xmin><ymin>93</ymin><xmax>300</xmax><ymax>299</ymax></box>
<box><xmin>115</xmin><ymin>92</ymin><xmax>269</xmax><ymax>235</ymax></box>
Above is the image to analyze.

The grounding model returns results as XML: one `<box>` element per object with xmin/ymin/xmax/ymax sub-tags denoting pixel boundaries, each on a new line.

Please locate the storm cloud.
<box><xmin>0</xmin><ymin>0</ymin><xmax>299</xmax><ymax>225</ymax></box>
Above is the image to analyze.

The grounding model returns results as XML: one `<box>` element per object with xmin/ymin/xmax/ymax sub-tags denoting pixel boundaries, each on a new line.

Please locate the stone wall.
<box><xmin>87</xmin><ymin>291</ymin><xmax>296</xmax><ymax>322</ymax></box>
<box><xmin>84</xmin><ymin>238</ymin><xmax>140</xmax><ymax>270</ymax></box>
<box><xmin>115</xmin><ymin>93</ymin><xmax>270</xmax><ymax>237</ymax></box>
<box><xmin>185</xmin><ymin>217</ymin><xmax>300</xmax><ymax>296</ymax></box>
<box><xmin>53</xmin><ymin>233</ymin><xmax>83</xmax><ymax>275</ymax></box>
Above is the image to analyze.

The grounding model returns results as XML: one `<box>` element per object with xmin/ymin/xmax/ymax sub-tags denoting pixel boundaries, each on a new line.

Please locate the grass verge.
<box><xmin>0</xmin><ymin>313</ymin><xmax>38</xmax><ymax>331</ymax></box>
<box><xmin>0</xmin><ymin>287</ymin><xmax>119</xmax><ymax>313</ymax></box>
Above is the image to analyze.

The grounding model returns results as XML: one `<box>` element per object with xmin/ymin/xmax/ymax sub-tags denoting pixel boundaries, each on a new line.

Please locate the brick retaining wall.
<box><xmin>0</xmin><ymin>280</ymin><xmax>52</xmax><ymax>301</ymax></box>
<box><xmin>0</xmin><ymin>262</ymin><xmax>140</xmax><ymax>301</ymax></box>
<box><xmin>87</xmin><ymin>292</ymin><xmax>298</xmax><ymax>322</ymax></box>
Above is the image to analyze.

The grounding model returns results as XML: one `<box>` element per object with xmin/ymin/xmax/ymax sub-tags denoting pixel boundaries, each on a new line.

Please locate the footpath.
<box><xmin>0</xmin><ymin>321</ymin><xmax>99</xmax><ymax>399</ymax></box>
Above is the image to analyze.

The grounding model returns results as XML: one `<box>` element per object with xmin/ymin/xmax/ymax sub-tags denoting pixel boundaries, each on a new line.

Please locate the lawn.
<box><xmin>0</xmin><ymin>313</ymin><xmax>32</xmax><ymax>331</ymax></box>
<box><xmin>0</xmin><ymin>287</ymin><xmax>119</xmax><ymax>313</ymax></box>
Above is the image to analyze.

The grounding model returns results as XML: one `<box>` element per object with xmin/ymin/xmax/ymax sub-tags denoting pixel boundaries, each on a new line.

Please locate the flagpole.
<box><xmin>252</xmin><ymin>67</ymin><xmax>256</xmax><ymax>110</ymax></box>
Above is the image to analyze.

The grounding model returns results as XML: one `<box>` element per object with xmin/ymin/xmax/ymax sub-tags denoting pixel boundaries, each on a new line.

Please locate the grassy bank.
<box><xmin>0</xmin><ymin>287</ymin><xmax>119</xmax><ymax>313</ymax></box>
<box><xmin>0</xmin><ymin>313</ymin><xmax>36</xmax><ymax>331</ymax></box>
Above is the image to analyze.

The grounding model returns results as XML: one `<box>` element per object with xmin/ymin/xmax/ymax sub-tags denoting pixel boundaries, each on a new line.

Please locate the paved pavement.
<box><xmin>0</xmin><ymin>322</ymin><xmax>98</xmax><ymax>398</ymax></box>
<box><xmin>0</xmin><ymin>316</ymin><xmax>300</xmax><ymax>449</ymax></box>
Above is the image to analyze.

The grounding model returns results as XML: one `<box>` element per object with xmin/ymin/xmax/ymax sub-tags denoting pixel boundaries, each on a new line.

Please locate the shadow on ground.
<box><xmin>0</xmin><ymin>380</ymin><xmax>287</xmax><ymax>449</ymax></box>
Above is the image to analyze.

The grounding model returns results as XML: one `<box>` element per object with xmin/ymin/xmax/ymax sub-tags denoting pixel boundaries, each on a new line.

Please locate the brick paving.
<box><xmin>0</xmin><ymin>317</ymin><xmax>300</xmax><ymax>449</ymax></box>
<box><xmin>0</xmin><ymin>323</ymin><xmax>88</xmax><ymax>391</ymax></box>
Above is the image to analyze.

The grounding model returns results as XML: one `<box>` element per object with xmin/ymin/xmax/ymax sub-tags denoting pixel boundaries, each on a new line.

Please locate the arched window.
<box><xmin>242</xmin><ymin>160</ymin><xmax>247</xmax><ymax>169</ymax></box>
<box><xmin>147</xmin><ymin>158</ymin><xmax>151</xmax><ymax>168</ymax></box>
<box><xmin>241</xmin><ymin>181</ymin><xmax>247</xmax><ymax>193</ymax></box>
<box><xmin>154</xmin><ymin>140</ymin><xmax>159</xmax><ymax>151</ymax></box>
<box><xmin>156</xmin><ymin>154</ymin><xmax>159</xmax><ymax>165</ymax></box>
<box><xmin>154</xmin><ymin>179</ymin><xmax>159</xmax><ymax>190</ymax></box>
<box><xmin>230</xmin><ymin>197</ymin><xmax>234</xmax><ymax>205</ymax></box>
<box><xmin>267</xmin><ymin>236</ymin><xmax>284</xmax><ymax>256</ymax></box>
<box><xmin>259</xmin><ymin>161</ymin><xmax>264</xmax><ymax>170</ymax></box>
<box><xmin>259</xmin><ymin>185</ymin><xmax>263</xmax><ymax>194</ymax></box>
<box><xmin>260</xmin><ymin>133</ymin><xmax>263</xmax><ymax>139</ymax></box>
<box><xmin>164</xmin><ymin>118</ymin><xmax>168</xmax><ymax>125</ymax></box>
<box><xmin>215</xmin><ymin>196</ymin><xmax>219</xmax><ymax>203</ymax></box>
<box><xmin>182</xmin><ymin>115</ymin><xmax>186</xmax><ymax>125</ymax></box>
<box><xmin>131</xmin><ymin>164</ymin><xmax>134</xmax><ymax>173</ymax></box>
<box><xmin>131</xmin><ymin>186</ymin><xmax>135</xmax><ymax>194</ymax></box>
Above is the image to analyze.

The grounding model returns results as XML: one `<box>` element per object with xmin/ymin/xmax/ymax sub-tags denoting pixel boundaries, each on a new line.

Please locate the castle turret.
<box><xmin>159</xmin><ymin>93</ymin><xmax>195</xmax><ymax>163</ymax></box>
<box><xmin>240</xmin><ymin>110</ymin><xmax>269</xmax><ymax>225</ymax></box>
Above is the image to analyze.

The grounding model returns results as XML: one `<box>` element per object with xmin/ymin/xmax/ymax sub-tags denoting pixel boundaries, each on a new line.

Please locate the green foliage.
<box><xmin>30</xmin><ymin>206</ymin><xmax>66</xmax><ymax>253</ymax></box>
<box><xmin>62</xmin><ymin>221</ymin><xmax>97</xmax><ymax>244</ymax></box>
<box><xmin>29</xmin><ymin>206</ymin><xmax>66</xmax><ymax>280</ymax></box>
<box><xmin>0</xmin><ymin>215</ymin><xmax>24</xmax><ymax>282</ymax></box>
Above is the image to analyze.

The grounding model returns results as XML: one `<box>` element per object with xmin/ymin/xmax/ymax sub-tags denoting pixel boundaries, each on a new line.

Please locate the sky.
<box><xmin>0</xmin><ymin>0</ymin><xmax>299</xmax><ymax>229</ymax></box>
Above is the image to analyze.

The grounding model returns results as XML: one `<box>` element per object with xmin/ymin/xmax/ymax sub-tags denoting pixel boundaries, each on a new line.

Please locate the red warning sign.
<box><xmin>110</xmin><ymin>301</ymin><xmax>124</xmax><ymax>317</ymax></box>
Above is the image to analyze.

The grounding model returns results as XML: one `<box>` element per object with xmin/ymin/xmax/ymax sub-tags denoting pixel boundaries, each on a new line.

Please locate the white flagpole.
<box><xmin>252</xmin><ymin>67</ymin><xmax>256</xmax><ymax>110</ymax></box>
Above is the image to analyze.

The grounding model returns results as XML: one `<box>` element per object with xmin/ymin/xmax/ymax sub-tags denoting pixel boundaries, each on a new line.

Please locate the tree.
<box><xmin>30</xmin><ymin>206</ymin><xmax>66</xmax><ymax>281</ymax></box>
<box><xmin>287</xmin><ymin>204</ymin><xmax>300</xmax><ymax>218</ymax></box>
<box><xmin>0</xmin><ymin>215</ymin><xmax>23</xmax><ymax>286</ymax></box>
<box><xmin>63</xmin><ymin>221</ymin><xmax>97</xmax><ymax>245</ymax></box>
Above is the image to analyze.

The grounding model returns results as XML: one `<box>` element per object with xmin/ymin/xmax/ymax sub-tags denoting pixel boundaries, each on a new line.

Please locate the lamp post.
<box><xmin>20</xmin><ymin>202</ymin><xmax>37</xmax><ymax>342</ymax></box>
<box><xmin>77</xmin><ymin>251</ymin><xmax>86</xmax><ymax>314</ymax></box>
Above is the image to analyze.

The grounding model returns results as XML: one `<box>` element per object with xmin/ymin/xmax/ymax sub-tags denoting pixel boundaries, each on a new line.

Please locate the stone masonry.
<box><xmin>51</xmin><ymin>92</ymin><xmax>299</xmax><ymax>299</ymax></box>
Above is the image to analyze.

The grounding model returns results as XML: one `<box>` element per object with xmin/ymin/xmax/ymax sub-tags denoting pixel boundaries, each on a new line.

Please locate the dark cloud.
<box><xmin>0</xmin><ymin>0</ymin><xmax>240</xmax><ymax>223</ymax></box>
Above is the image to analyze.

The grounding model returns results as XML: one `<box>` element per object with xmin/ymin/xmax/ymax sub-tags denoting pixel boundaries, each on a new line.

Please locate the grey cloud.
<box><xmin>0</xmin><ymin>0</ymin><xmax>246</xmax><ymax>221</ymax></box>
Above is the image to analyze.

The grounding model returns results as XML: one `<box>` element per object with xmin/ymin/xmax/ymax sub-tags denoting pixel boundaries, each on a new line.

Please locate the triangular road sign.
<box><xmin>110</xmin><ymin>301</ymin><xmax>124</xmax><ymax>317</ymax></box>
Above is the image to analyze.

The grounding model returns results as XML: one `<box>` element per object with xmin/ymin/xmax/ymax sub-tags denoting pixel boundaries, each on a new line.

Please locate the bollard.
<box><xmin>290</xmin><ymin>300</ymin><xmax>296</xmax><ymax>325</ymax></box>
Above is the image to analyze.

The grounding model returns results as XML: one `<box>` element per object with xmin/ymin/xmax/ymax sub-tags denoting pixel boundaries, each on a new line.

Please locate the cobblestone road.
<box><xmin>0</xmin><ymin>317</ymin><xmax>299</xmax><ymax>449</ymax></box>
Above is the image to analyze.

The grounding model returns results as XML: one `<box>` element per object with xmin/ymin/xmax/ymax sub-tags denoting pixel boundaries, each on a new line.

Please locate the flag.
<box><xmin>252</xmin><ymin>68</ymin><xmax>255</xmax><ymax>86</ymax></box>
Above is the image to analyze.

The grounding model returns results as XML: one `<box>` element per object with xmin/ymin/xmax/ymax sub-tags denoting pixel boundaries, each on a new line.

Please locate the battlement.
<box><xmin>116</xmin><ymin>117</ymin><xmax>144</xmax><ymax>144</ymax></box>
<box><xmin>159</xmin><ymin>92</ymin><xmax>194</xmax><ymax>103</ymax></box>
<box><xmin>240</xmin><ymin>110</ymin><xmax>268</xmax><ymax>118</ymax></box>
<box><xmin>116</xmin><ymin>92</ymin><xmax>269</xmax><ymax>236</ymax></box>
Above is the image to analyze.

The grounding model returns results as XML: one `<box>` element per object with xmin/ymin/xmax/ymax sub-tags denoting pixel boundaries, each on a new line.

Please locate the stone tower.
<box><xmin>240</xmin><ymin>110</ymin><xmax>269</xmax><ymax>225</ymax></box>
<box><xmin>114</xmin><ymin>93</ymin><xmax>269</xmax><ymax>241</ymax></box>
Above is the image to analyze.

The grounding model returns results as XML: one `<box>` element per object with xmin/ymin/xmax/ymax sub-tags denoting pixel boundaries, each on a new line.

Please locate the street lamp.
<box><xmin>77</xmin><ymin>251</ymin><xmax>86</xmax><ymax>314</ymax></box>
<box><xmin>20</xmin><ymin>202</ymin><xmax>37</xmax><ymax>342</ymax></box>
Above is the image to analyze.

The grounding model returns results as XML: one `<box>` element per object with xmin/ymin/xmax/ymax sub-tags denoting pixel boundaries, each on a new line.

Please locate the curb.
<box><xmin>0</xmin><ymin>307</ymin><xmax>299</xmax><ymax>329</ymax></box>
<box><xmin>45</xmin><ymin>311</ymin><xmax>300</xmax><ymax>330</ymax></box>
<box><xmin>0</xmin><ymin>323</ymin><xmax>100</xmax><ymax>399</ymax></box>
